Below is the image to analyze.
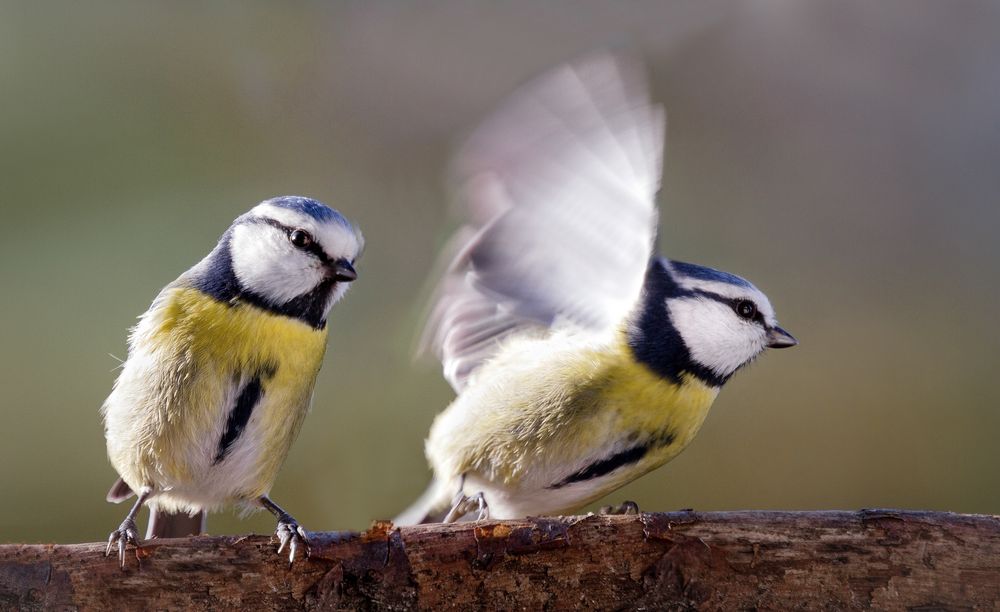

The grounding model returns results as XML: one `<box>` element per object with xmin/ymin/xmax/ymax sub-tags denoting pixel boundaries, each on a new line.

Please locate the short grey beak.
<box><xmin>766</xmin><ymin>326</ymin><xmax>798</xmax><ymax>349</ymax></box>
<box><xmin>331</xmin><ymin>259</ymin><xmax>357</xmax><ymax>282</ymax></box>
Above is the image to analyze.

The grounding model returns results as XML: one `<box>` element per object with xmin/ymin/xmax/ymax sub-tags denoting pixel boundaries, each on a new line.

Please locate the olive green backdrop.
<box><xmin>2</xmin><ymin>1</ymin><xmax>998</xmax><ymax>543</ymax></box>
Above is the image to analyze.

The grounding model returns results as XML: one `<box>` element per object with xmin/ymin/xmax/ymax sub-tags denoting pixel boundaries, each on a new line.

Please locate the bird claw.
<box><xmin>105</xmin><ymin>518</ymin><xmax>142</xmax><ymax>570</ymax></box>
<box><xmin>599</xmin><ymin>500</ymin><xmax>640</xmax><ymax>516</ymax></box>
<box><xmin>275</xmin><ymin>515</ymin><xmax>310</xmax><ymax>565</ymax></box>
<box><xmin>474</xmin><ymin>492</ymin><xmax>490</xmax><ymax>521</ymax></box>
<box><xmin>443</xmin><ymin>491</ymin><xmax>490</xmax><ymax>523</ymax></box>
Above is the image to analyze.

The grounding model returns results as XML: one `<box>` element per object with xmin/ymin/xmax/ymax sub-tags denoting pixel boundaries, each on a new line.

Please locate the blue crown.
<box><xmin>267</xmin><ymin>196</ymin><xmax>351</xmax><ymax>227</ymax></box>
<box><xmin>669</xmin><ymin>260</ymin><xmax>752</xmax><ymax>288</ymax></box>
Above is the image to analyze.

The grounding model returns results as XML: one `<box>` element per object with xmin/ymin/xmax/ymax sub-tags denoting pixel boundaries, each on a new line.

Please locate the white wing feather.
<box><xmin>424</xmin><ymin>52</ymin><xmax>664</xmax><ymax>391</ymax></box>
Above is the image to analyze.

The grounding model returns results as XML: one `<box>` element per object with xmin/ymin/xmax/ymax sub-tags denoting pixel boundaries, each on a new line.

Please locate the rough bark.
<box><xmin>1</xmin><ymin>510</ymin><xmax>997</xmax><ymax>610</ymax></box>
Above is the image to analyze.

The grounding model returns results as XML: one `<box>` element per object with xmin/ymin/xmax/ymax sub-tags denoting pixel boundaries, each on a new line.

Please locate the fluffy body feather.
<box><xmin>103</xmin><ymin>286</ymin><xmax>327</xmax><ymax>513</ymax></box>
<box><xmin>423</xmin><ymin>327</ymin><xmax>718</xmax><ymax>520</ymax></box>
<box><xmin>397</xmin><ymin>53</ymin><xmax>795</xmax><ymax>525</ymax></box>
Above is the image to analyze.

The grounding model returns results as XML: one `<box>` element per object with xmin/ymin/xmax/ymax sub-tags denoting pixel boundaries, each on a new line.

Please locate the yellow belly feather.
<box><xmin>430</xmin><ymin>331</ymin><xmax>718</xmax><ymax>494</ymax></box>
<box><xmin>124</xmin><ymin>287</ymin><xmax>327</xmax><ymax>500</ymax></box>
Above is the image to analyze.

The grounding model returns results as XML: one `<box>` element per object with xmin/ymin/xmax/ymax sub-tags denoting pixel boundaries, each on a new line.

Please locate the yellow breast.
<box><xmin>595</xmin><ymin>354</ymin><xmax>718</xmax><ymax>480</ymax></box>
<box><xmin>151</xmin><ymin>287</ymin><xmax>329</xmax><ymax>375</ymax></box>
<box><xmin>129</xmin><ymin>287</ymin><xmax>328</xmax><ymax>497</ymax></box>
<box><xmin>599</xmin><ymin>355</ymin><xmax>718</xmax><ymax>453</ymax></box>
<box><xmin>432</xmin><ymin>330</ymin><xmax>719</xmax><ymax>491</ymax></box>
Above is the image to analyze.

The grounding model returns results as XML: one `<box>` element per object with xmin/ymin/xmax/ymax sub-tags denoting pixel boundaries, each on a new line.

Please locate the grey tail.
<box><xmin>394</xmin><ymin>478</ymin><xmax>449</xmax><ymax>526</ymax></box>
<box><xmin>146</xmin><ymin>508</ymin><xmax>207</xmax><ymax>539</ymax></box>
<box><xmin>106</xmin><ymin>477</ymin><xmax>135</xmax><ymax>503</ymax></box>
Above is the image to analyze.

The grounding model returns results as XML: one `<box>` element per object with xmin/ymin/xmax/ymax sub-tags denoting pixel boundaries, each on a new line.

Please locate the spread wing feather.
<box><xmin>423</xmin><ymin>52</ymin><xmax>664</xmax><ymax>391</ymax></box>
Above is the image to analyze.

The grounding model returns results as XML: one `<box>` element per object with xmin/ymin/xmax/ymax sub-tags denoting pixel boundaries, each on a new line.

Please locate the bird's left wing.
<box><xmin>422</xmin><ymin>51</ymin><xmax>664</xmax><ymax>391</ymax></box>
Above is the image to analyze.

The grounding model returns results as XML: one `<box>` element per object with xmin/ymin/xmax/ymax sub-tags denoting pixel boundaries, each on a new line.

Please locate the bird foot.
<box><xmin>599</xmin><ymin>500</ymin><xmax>640</xmax><ymax>516</ymax></box>
<box><xmin>444</xmin><ymin>491</ymin><xmax>490</xmax><ymax>523</ymax></box>
<box><xmin>105</xmin><ymin>517</ymin><xmax>142</xmax><ymax>570</ymax></box>
<box><xmin>275</xmin><ymin>514</ymin><xmax>310</xmax><ymax>565</ymax></box>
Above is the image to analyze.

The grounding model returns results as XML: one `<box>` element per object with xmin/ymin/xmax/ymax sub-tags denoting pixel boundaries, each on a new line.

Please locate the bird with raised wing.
<box><xmin>396</xmin><ymin>53</ymin><xmax>796</xmax><ymax>525</ymax></box>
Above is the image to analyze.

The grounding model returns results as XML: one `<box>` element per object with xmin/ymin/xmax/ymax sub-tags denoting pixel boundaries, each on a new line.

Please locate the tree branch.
<box><xmin>1</xmin><ymin>510</ymin><xmax>997</xmax><ymax>609</ymax></box>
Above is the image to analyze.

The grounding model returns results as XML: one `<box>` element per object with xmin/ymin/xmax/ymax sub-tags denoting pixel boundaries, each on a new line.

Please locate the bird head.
<box><xmin>664</xmin><ymin>260</ymin><xmax>796</xmax><ymax>381</ymax></box>
<box><xmin>215</xmin><ymin>196</ymin><xmax>363</xmax><ymax>326</ymax></box>
<box><xmin>629</xmin><ymin>258</ymin><xmax>796</xmax><ymax>387</ymax></box>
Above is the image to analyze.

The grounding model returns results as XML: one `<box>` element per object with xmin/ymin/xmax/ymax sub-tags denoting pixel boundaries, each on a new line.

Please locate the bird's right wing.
<box><xmin>422</xmin><ymin>51</ymin><xmax>665</xmax><ymax>391</ymax></box>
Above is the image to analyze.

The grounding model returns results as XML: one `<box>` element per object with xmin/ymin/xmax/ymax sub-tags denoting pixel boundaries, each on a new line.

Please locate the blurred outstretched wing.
<box><xmin>423</xmin><ymin>52</ymin><xmax>665</xmax><ymax>391</ymax></box>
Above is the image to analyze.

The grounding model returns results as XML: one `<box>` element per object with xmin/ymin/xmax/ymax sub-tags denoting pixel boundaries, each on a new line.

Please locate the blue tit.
<box><xmin>102</xmin><ymin>196</ymin><xmax>362</xmax><ymax>567</ymax></box>
<box><xmin>395</xmin><ymin>53</ymin><xmax>796</xmax><ymax>525</ymax></box>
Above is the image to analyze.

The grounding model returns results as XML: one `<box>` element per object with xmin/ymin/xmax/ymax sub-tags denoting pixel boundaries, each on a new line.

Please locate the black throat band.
<box><xmin>191</xmin><ymin>228</ymin><xmax>334</xmax><ymax>330</ymax></box>
<box><xmin>626</xmin><ymin>258</ymin><xmax>729</xmax><ymax>388</ymax></box>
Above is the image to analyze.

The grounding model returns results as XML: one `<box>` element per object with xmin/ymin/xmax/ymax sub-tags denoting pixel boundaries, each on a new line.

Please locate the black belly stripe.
<box><xmin>214</xmin><ymin>374</ymin><xmax>266</xmax><ymax>464</ymax></box>
<box><xmin>547</xmin><ymin>430</ymin><xmax>676</xmax><ymax>489</ymax></box>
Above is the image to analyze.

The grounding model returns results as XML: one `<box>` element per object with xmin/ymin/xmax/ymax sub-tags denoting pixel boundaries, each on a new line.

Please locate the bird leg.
<box><xmin>105</xmin><ymin>486</ymin><xmax>152</xmax><ymax>570</ymax></box>
<box><xmin>599</xmin><ymin>500</ymin><xmax>640</xmax><ymax>516</ymax></box>
<box><xmin>259</xmin><ymin>496</ymin><xmax>310</xmax><ymax>565</ymax></box>
<box><xmin>443</xmin><ymin>490</ymin><xmax>490</xmax><ymax>523</ymax></box>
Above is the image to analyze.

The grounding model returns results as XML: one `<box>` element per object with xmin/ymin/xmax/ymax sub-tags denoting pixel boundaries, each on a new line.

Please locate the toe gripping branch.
<box><xmin>260</xmin><ymin>496</ymin><xmax>311</xmax><ymax>565</ymax></box>
<box><xmin>106</xmin><ymin>488</ymin><xmax>151</xmax><ymax>570</ymax></box>
<box><xmin>599</xmin><ymin>500</ymin><xmax>640</xmax><ymax>516</ymax></box>
<box><xmin>444</xmin><ymin>491</ymin><xmax>490</xmax><ymax>523</ymax></box>
<box><xmin>105</xmin><ymin>518</ymin><xmax>142</xmax><ymax>570</ymax></box>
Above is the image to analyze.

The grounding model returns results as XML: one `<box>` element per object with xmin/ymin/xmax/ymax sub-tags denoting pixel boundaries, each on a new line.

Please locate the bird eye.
<box><xmin>289</xmin><ymin>229</ymin><xmax>313</xmax><ymax>249</ymax></box>
<box><xmin>735</xmin><ymin>300</ymin><xmax>757</xmax><ymax>320</ymax></box>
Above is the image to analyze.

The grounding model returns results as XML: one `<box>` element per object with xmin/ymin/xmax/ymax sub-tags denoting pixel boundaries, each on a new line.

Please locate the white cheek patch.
<box><xmin>667</xmin><ymin>297</ymin><xmax>767</xmax><ymax>378</ymax></box>
<box><xmin>230</xmin><ymin>224</ymin><xmax>323</xmax><ymax>305</ymax></box>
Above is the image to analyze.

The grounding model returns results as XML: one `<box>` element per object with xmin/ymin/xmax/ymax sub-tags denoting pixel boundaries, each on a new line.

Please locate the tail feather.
<box><xmin>106</xmin><ymin>477</ymin><xmax>135</xmax><ymax>504</ymax></box>
<box><xmin>394</xmin><ymin>479</ymin><xmax>450</xmax><ymax>526</ymax></box>
<box><xmin>146</xmin><ymin>508</ymin><xmax>207</xmax><ymax>539</ymax></box>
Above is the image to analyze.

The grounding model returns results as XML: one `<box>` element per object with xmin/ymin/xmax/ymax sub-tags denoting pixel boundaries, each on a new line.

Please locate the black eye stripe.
<box><xmin>254</xmin><ymin>217</ymin><xmax>333</xmax><ymax>265</ymax></box>
<box><xmin>691</xmin><ymin>290</ymin><xmax>764</xmax><ymax>324</ymax></box>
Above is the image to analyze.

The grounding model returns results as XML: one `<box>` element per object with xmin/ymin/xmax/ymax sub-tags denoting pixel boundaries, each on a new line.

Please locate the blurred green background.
<box><xmin>2</xmin><ymin>2</ymin><xmax>999</xmax><ymax>544</ymax></box>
